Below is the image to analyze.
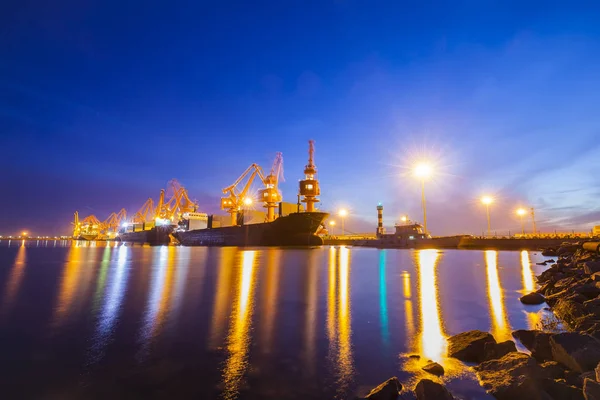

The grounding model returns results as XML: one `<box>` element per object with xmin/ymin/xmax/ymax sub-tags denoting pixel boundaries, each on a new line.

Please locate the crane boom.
<box><xmin>221</xmin><ymin>163</ymin><xmax>265</xmax><ymax>226</ymax></box>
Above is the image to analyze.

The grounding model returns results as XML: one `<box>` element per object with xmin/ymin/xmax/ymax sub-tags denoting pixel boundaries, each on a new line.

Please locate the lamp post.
<box><xmin>516</xmin><ymin>208</ymin><xmax>526</xmax><ymax>236</ymax></box>
<box><xmin>413</xmin><ymin>162</ymin><xmax>432</xmax><ymax>233</ymax></box>
<box><xmin>481</xmin><ymin>196</ymin><xmax>494</xmax><ymax>236</ymax></box>
<box><xmin>329</xmin><ymin>220</ymin><xmax>336</xmax><ymax>235</ymax></box>
<box><xmin>338</xmin><ymin>209</ymin><xmax>348</xmax><ymax>235</ymax></box>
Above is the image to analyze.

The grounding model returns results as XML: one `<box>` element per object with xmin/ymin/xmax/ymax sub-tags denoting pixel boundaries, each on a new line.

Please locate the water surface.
<box><xmin>0</xmin><ymin>240</ymin><xmax>551</xmax><ymax>399</ymax></box>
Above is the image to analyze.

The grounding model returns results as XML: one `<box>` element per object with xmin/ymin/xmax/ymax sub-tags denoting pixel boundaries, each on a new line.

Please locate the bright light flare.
<box><xmin>22</xmin><ymin>231</ymin><xmax>28</xmax><ymax>236</ymax></box>
<box><xmin>338</xmin><ymin>209</ymin><xmax>348</xmax><ymax>217</ymax></box>
<box><xmin>400</xmin><ymin>215</ymin><xmax>408</xmax><ymax>223</ymax></box>
<box><xmin>516</xmin><ymin>208</ymin><xmax>526</xmax><ymax>216</ymax></box>
<box><xmin>481</xmin><ymin>196</ymin><xmax>494</xmax><ymax>205</ymax></box>
<box><xmin>413</xmin><ymin>162</ymin><xmax>433</xmax><ymax>179</ymax></box>
<box><xmin>329</xmin><ymin>220</ymin><xmax>336</xmax><ymax>226</ymax></box>
<box><xmin>243</xmin><ymin>197</ymin><xmax>253</xmax><ymax>206</ymax></box>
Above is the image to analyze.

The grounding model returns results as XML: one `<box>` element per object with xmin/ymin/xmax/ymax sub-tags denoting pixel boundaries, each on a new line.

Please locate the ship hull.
<box><xmin>117</xmin><ymin>226</ymin><xmax>174</xmax><ymax>245</ymax></box>
<box><xmin>174</xmin><ymin>212</ymin><xmax>328</xmax><ymax>247</ymax></box>
<box><xmin>77</xmin><ymin>234</ymin><xmax>99</xmax><ymax>241</ymax></box>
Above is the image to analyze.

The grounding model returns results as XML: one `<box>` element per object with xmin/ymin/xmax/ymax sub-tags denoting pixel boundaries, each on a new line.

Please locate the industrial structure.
<box><xmin>299</xmin><ymin>140</ymin><xmax>320</xmax><ymax>212</ymax></box>
<box><xmin>73</xmin><ymin>179</ymin><xmax>197</xmax><ymax>240</ymax></box>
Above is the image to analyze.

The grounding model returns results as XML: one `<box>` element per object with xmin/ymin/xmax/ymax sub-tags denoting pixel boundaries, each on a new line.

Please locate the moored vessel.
<box><xmin>175</xmin><ymin>140</ymin><xmax>328</xmax><ymax>247</ymax></box>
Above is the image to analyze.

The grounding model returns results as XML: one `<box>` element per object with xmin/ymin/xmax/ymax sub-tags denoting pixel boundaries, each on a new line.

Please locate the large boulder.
<box><xmin>415</xmin><ymin>379</ymin><xmax>454</xmax><ymax>400</ymax></box>
<box><xmin>421</xmin><ymin>362</ymin><xmax>444</xmax><ymax>376</ymax></box>
<box><xmin>574</xmin><ymin>283</ymin><xmax>600</xmax><ymax>299</ymax></box>
<box><xmin>542</xmin><ymin>379</ymin><xmax>584</xmax><ymax>400</ymax></box>
<box><xmin>584</xmin><ymin>378</ymin><xmax>600</xmax><ymax>400</ymax></box>
<box><xmin>542</xmin><ymin>248</ymin><xmax>558</xmax><ymax>257</ymax></box>
<box><xmin>551</xmin><ymin>333</ymin><xmax>600</xmax><ymax>373</ymax></box>
<box><xmin>521</xmin><ymin>292</ymin><xmax>546</xmax><ymax>305</ymax></box>
<box><xmin>554</xmin><ymin>298</ymin><xmax>589</xmax><ymax>329</ymax></box>
<box><xmin>540</xmin><ymin>361</ymin><xmax>566</xmax><ymax>380</ymax></box>
<box><xmin>513</xmin><ymin>330</ymin><xmax>538</xmax><ymax>349</ymax></box>
<box><xmin>585</xmin><ymin>261</ymin><xmax>600</xmax><ymax>275</ymax></box>
<box><xmin>447</xmin><ymin>330</ymin><xmax>496</xmax><ymax>363</ymax></box>
<box><xmin>474</xmin><ymin>352</ymin><xmax>548</xmax><ymax>400</ymax></box>
<box><xmin>512</xmin><ymin>330</ymin><xmax>553</xmax><ymax>362</ymax></box>
<box><xmin>364</xmin><ymin>377</ymin><xmax>402</xmax><ymax>400</ymax></box>
<box><xmin>484</xmin><ymin>340</ymin><xmax>518</xmax><ymax>361</ymax></box>
<box><xmin>559</xmin><ymin>244</ymin><xmax>581</xmax><ymax>256</ymax></box>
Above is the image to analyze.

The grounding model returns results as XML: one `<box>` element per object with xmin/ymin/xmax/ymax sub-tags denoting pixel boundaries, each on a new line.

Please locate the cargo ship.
<box><xmin>115</xmin><ymin>224</ymin><xmax>175</xmax><ymax>245</ymax></box>
<box><xmin>175</xmin><ymin>140</ymin><xmax>328</xmax><ymax>247</ymax></box>
<box><xmin>174</xmin><ymin>210</ymin><xmax>327</xmax><ymax>246</ymax></box>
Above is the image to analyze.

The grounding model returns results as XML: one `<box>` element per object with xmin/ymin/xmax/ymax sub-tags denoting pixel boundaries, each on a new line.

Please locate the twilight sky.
<box><xmin>2</xmin><ymin>1</ymin><xmax>600</xmax><ymax>236</ymax></box>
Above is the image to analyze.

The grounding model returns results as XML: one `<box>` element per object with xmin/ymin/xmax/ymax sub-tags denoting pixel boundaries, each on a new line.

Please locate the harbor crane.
<box><xmin>221</xmin><ymin>163</ymin><xmax>266</xmax><ymax>226</ymax></box>
<box><xmin>132</xmin><ymin>198</ymin><xmax>155</xmax><ymax>223</ymax></box>
<box><xmin>258</xmin><ymin>152</ymin><xmax>284</xmax><ymax>222</ymax></box>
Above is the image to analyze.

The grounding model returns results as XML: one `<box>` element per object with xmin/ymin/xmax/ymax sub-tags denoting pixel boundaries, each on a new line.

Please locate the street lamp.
<box><xmin>413</xmin><ymin>162</ymin><xmax>432</xmax><ymax>233</ymax></box>
<box><xmin>516</xmin><ymin>208</ymin><xmax>527</xmax><ymax>235</ymax></box>
<box><xmin>400</xmin><ymin>215</ymin><xmax>408</xmax><ymax>223</ymax></box>
<box><xmin>329</xmin><ymin>220</ymin><xmax>336</xmax><ymax>235</ymax></box>
<box><xmin>481</xmin><ymin>196</ymin><xmax>494</xmax><ymax>236</ymax></box>
<box><xmin>22</xmin><ymin>231</ymin><xmax>28</xmax><ymax>237</ymax></box>
<box><xmin>338</xmin><ymin>209</ymin><xmax>348</xmax><ymax>235</ymax></box>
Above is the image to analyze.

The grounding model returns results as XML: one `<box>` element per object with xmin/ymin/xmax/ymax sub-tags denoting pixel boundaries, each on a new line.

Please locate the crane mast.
<box><xmin>299</xmin><ymin>140</ymin><xmax>320</xmax><ymax>212</ymax></box>
<box><xmin>258</xmin><ymin>152</ymin><xmax>284</xmax><ymax>222</ymax></box>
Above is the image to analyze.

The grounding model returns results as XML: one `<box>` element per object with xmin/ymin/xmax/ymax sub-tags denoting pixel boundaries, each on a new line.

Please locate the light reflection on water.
<box><xmin>222</xmin><ymin>250</ymin><xmax>258</xmax><ymax>400</ymax></box>
<box><xmin>0</xmin><ymin>242</ymin><xmax>553</xmax><ymax>399</ymax></box>
<box><xmin>417</xmin><ymin>249</ymin><xmax>446</xmax><ymax>362</ymax></box>
<box><xmin>1</xmin><ymin>240</ymin><xmax>26</xmax><ymax>314</ymax></box>
<box><xmin>485</xmin><ymin>250</ymin><xmax>511</xmax><ymax>342</ymax></box>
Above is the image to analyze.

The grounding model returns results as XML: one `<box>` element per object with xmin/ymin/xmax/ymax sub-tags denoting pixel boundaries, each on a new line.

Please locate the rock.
<box><xmin>554</xmin><ymin>299</ymin><xmax>588</xmax><ymax>329</ymax></box>
<box><xmin>364</xmin><ymin>377</ymin><xmax>402</xmax><ymax>400</ymax></box>
<box><xmin>542</xmin><ymin>379</ymin><xmax>584</xmax><ymax>400</ymax></box>
<box><xmin>547</xmin><ymin>259</ymin><xmax>556</xmax><ymax>263</ymax></box>
<box><xmin>484</xmin><ymin>340</ymin><xmax>518</xmax><ymax>361</ymax></box>
<box><xmin>580</xmin><ymin>371</ymin><xmax>596</xmax><ymax>385</ymax></box>
<box><xmin>513</xmin><ymin>330</ymin><xmax>538</xmax><ymax>349</ymax></box>
<box><xmin>540</xmin><ymin>361</ymin><xmax>566</xmax><ymax>380</ymax></box>
<box><xmin>408</xmin><ymin>354</ymin><xmax>421</xmax><ymax>359</ymax></box>
<box><xmin>521</xmin><ymin>292</ymin><xmax>546</xmax><ymax>305</ymax></box>
<box><xmin>537</xmin><ymin>262</ymin><xmax>548</xmax><ymax>266</ymax></box>
<box><xmin>596</xmin><ymin>361</ymin><xmax>600</xmax><ymax>381</ymax></box>
<box><xmin>415</xmin><ymin>379</ymin><xmax>454</xmax><ymax>400</ymax></box>
<box><xmin>447</xmin><ymin>330</ymin><xmax>496</xmax><ymax>363</ymax></box>
<box><xmin>512</xmin><ymin>330</ymin><xmax>553</xmax><ymax>362</ymax></box>
<box><xmin>559</xmin><ymin>245</ymin><xmax>581</xmax><ymax>256</ymax></box>
<box><xmin>584</xmin><ymin>378</ymin><xmax>600</xmax><ymax>400</ymax></box>
<box><xmin>475</xmin><ymin>352</ymin><xmax>547</xmax><ymax>400</ymax></box>
<box><xmin>575</xmin><ymin>283</ymin><xmax>600</xmax><ymax>299</ymax></box>
<box><xmin>422</xmin><ymin>362</ymin><xmax>444</xmax><ymax>376</ymax></box>
<box><xmin>592</xmin><ymin>273</ymin><xmax>600</xmax><ymax>282</ymax></box>
<box><xmin>551</xmin><ymin>332</ymin><xmax>600</xmax><ymax>373</ymax></box>
<box><xmin>538</xmin><ymin>281</ymin><xmax>555</xmax><ymax>296</ymax></box>
<box><xmin>585</xmin><ymin>262</ymin><xmax>600</xmax><ymax>275</ymax></box>
<box><xmin>543</xmin><ymin>248</ymin><xmax>558</xmax><ymax>257</ymax></box>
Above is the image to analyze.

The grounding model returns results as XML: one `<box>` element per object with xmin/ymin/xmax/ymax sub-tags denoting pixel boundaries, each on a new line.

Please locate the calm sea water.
<box><xmin>0</xmin><ymin>240</ymin><xmax>552</xmax><ymax>399</ymax></box>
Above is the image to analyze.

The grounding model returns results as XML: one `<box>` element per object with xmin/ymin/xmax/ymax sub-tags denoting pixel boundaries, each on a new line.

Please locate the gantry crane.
<box><xmin>159</xmin><ymin>179</ymin><xmax>198</xmax><ymax>222</ymax></box>
<box><xmin>221</xmin><ymin>163</ymin><xmax>266</xmax><ymax>226</ymax></box>
<box><xmin>102</xmin><ymin>208</ymin><xmax>127</xmax><ymax>237</ymax></box>
<box><xmin>132</xmin><ymin>198</ymin><xmax>155</xmax><ymax>223</ymax></box>
<box><xmin>258</xmin><ymin>152</ymin><xmax>284</xmax><ymax>222</ymax></box>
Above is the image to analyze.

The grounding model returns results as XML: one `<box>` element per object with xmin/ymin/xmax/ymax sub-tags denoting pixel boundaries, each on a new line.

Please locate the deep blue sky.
<box><xmin>2</xmin><ymin>1</ymin><xmax>600</xmax><ymax>235</ymax></box>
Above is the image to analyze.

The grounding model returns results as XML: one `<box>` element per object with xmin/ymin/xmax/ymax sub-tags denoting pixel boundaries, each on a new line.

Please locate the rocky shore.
<box><xmin>359</xmin><ymin>241</ymin><xmax>600</xmax><ymax>400</ymax></box>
